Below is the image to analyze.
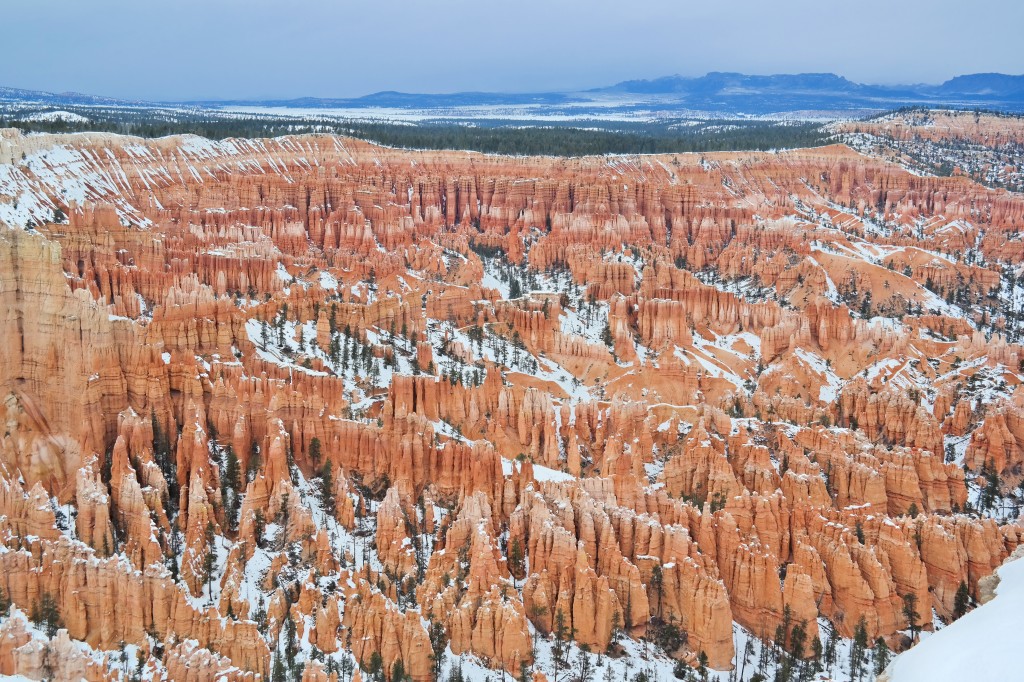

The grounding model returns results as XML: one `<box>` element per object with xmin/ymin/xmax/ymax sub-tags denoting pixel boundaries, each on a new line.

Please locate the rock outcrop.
<box><xmin>0</xmin><ymin>125</ymin><xmax>1022</xmax><ymax>680</ymax></box>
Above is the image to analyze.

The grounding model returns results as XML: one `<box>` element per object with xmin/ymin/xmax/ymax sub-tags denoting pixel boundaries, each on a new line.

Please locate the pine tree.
<box><xmin>848</xmin><ymin>617</ymin><xmax>868</xmax><ymax>680</ymax></box>
<box><xmin>823</xmin><ymin>627</ymin><xmax>837</xmax><ymax>673</ymax></box>
<box><xmin>247</xmin><ymin>441</ymin><xmax>261</xmax><ymax>482</ymax></box>
<box><xmin>428</xmin><ymin>618</ymin><xmax>447</xmax><ymax>681</ymax></box>
<box><xmin>277</xmin><ymin>492</ymin><xmax>291</xmax><ymax>551</ymax></box>
<box><xmin>810</xmin><ymin>635</ymin><xmax>823</xmax><ymax>674</ymax></box>
<box><xmin>341</xmin><ymin>657</ymin><xmax>355</xmax><ymax>682</ymax></box>
<box><xmin>309</xmin><ymin>437</ymin><xmax>322</xmax><ymax>468</ymax></box>
<box><xmin>320</xmin><ymin>461</ymin><xmax>336</xmax><ymax>518</ymax></box>
<box><xmin>272</xmin><ymin>653</ymin><xmax>286</xmax><ymax>682</ymax></box>
<box><xmin>953</xmin><ymin>580</ymin><xmax>971</xmax><ymax>619</ymax></box>
<box><xmin>508</xmin><ymin>537</ymin><xmax>524</xmax><ymax>580</ymax></box>
<box><xmin>222</xmin><ymin>445</ymin><xmax>241</xmax><ymax>530</ymax></box>
<box><xmin>902</xmin><ymin>593</ymin><xmax>920</xmax><ymax>642</ymax></box>
<box><xmin>789</xmin><ymin>619</ymin><xmax>806</xmax><ymax>661</ymax></box>
<box><xmin>284</xmin><ymin>614</ymin><xmax>298</xmax><ymax>668</ymax></box>
<box><xmin>31</xmin><ymin>592</ymin><xmax>62</xmax><ymax>637</ymax></box>
<box><xmin>202</xmin><ymin>521</ymin><xmax>217</xmax><ymax>602</ymax></box>
<box><xmin>366</xmin><ymin>652</ymin><xmax>384</xmax><ymax>682</ymax></box>
<box><xmin>329</xmin><ymin>334</ymin><xmax>341</xmax><ymax>366</ymax></box>
<box><xmin>980</xmin><ymin>459</ymin><xmax>1000</xmax><ymax>513</ymax></box>
<box><xmin>600</xmin><ymin>320</ymin><xmax>613</xmax><ymax>348</ymax></box>
<box><xmin>254</xmin><ymin>509</ymin><xmax>266</xmax><ymax>547</ymax></box>
<box><xmin>551</xmin><ymin>608</ymin><xmax>574</xmax><ymax>682</ymax></box>
<box><xmin>152</xmin><ymin>411</ymin><xmax>177</xmax><ymax>508</ymax></box>
<box><xmin>575</xmin><ymin>645</ymin><xmax>594</xmax><ymax>682</ymax></box>
<box><xmin>873</xmin><ymin>637</ymin><xmax>890</xmax><ymax>676</ymax></box>
<box><xmin>650</xmin><ymin>564</ymin><xmax>664</xmax><ymax>618</ymax></box>
<box><xmin>166</xmin><ymin>520</ymin><xmax>182</xmax><ymax>581</ymax></box>
<box><xmin>608</xmin><ymin>608</ymin><xmax>623</xmax><ymax>654</ymax></box>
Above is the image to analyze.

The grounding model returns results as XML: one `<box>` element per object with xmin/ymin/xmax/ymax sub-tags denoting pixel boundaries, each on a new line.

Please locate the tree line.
<box><xmin>0</xmin><ymin>108</ymin><xmax>834</xmax><ymax>156</ymax></box>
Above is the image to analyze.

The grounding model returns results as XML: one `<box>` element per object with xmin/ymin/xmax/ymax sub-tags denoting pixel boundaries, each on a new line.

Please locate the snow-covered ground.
<box><xmin>18</xmin><ymin>110</ymin><xmax>90</xmax><ymax>123</ymax></box>
<box><xmin>883</xmin><ymin>549</ymin><xmax>1024</xmax><ymax>682</ymax></box>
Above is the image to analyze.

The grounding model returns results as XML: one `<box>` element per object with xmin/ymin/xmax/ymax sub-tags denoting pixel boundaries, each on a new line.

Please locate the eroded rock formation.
<box><xmin>0</xmin><ymin>121</ymin><xmax>1021</xmax><ymax>680</ymax></box>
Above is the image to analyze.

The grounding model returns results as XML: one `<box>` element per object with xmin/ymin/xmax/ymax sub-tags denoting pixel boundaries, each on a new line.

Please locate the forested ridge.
<box><xmin>0</xmin><ymin>107</ymin><xmax>833</xmax><ymax>155</ymax></box>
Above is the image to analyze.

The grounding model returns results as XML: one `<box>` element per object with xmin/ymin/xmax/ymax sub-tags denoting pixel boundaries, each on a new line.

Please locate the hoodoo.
<box><xmin>0</xmin><ymin>101</ymin><xmax>1022</xmax><ymax>681</ymax></box>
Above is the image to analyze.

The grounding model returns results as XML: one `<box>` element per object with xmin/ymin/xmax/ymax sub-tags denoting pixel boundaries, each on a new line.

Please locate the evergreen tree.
<box><xmin>954</xmin><ymin>580</ymin><xmax>971</xmax><ymax>619</ymax></box>
<box><xmin>277</xmin><ymin>492</ymin><xmax>291</xmax><ymax>551</ymax></box>
<box><xmin>551</xmin><ymin>608</ymin><xmax>574</xmax><ymax>682</ymax></box>
<box><xmin>650</xmin><ymin>564</ymin><xmax>664</xmax><ymax>618</ymax></box>
<box><xmin>152</xmin><ymin>412</ymin><xmax>177</xmax><ymax>508</ymax></box>
<box><xmin>873</xmin><ymin>637</ymin><xmax>890</xmax><ymax>676</ymax></box>
<box><xmin>340</xmin><ymin>657</ymin><xmax>355</xmax><ymax>682</ymax></box>
<box><xmin>980</xmin><ymin>459</ymin><xmax>1001</xmax><ymax>513</ymax></box>
<box><xmin>202</xmin><ymin>521</ymin><xmax>217</xmax><ymax>602</ymax></box>
<box><xmin>247</xmin><ymin>441</ymin><xmax>261</xmax><ymax>482</ymax></box>
<box><xmin>696</xmin><ymin>651</ymin><xmax>709</xmax><ymax>682</ymax></box>
<box><xmin>166</xmin><ymin>520</ymin><xmax>182</xmax><ymax>581</ymax></box>
<box><xmin>446</xmin><ymin>657</ymin><xmax>465</xmax><ymax>682</ymax></box>
<box><xmin>509</xmin><ymin>277</ymin><xmax>522</xmax><ymax>299</ymax></box>
<box><xmin>366</xmin><ymin>652</ymin><xmax>384</xmax><ymax>682</ymax></box>
<box><xmin>823</xmin><ymin>627</ymin><xmax>837</xmax><ymax>673</ymax></box>
<box><xmin>810</xmin><ymin>635</ymin><xmax>823</xmax><ymax>675</ymax></box>
<box><xmin>284</xmin><ymin>614</ymin><xmax>298</xmax><ymax>668</ymax></box>
<box><xmin>9</xmin><ymin>112</ymin><xmax>835</xmax><ymax>157</ymax></box>
<box><xmin>222</xmin><ymin>444</ymin><xmax>241</xmax><ymax>530</ymax></box>
<box><xmin>319</xmin><ymin>461</ymin><xmax>336</xmax><ymax>518</ymax></box>
<box><xmin>601</xmin><ymin>321</ymin><xmax>613</xmax><ymax>348</ymax></box>
<box><xmin>607</xmin><ymin>608</ymin><xmax>622</xmax><ymax>655</ymax></box>
<box><xmin>31</xmin><ymin>592</ymin><xmax>62</xmax><ymax>638</ymax></box>
<box><xmin>789</xmin><ymin>620</ymin><xmax>806</xmax><ymax>659</ymax></box>
<box><xmin>309</xmin><ymin>437</ymin><xmax>322</xmax><ymax>468</ymax></box>
<box><xmin>254</xmin><ymin>509</ymin><xmax>266</xmax><ymax>547</ymax></box>
<box><xmin>902</xmin><ymin>593</ymin><xmax>921</xmax><ymax>642</ymax></box>
<box><xmin>428</xmin><ymin>618</ymin><xmax>447</xmax><ymax>681</ymax></box>
<box><xmin>272</xmin><ymin>653</ymin><xmax>286</xmax><ymax>682</ymax></box>
<box><xmin>575</xmin><ymin>645</ymin><xmax>594</xmax><ymax>682</ymax></box>
<box><xmin>848</xmin><ymin>617</ymin><xmax>868</xmax><ymax>681</ymax></box>
<box><xmin>508</xmin><ymin>537</ymin><xmax>524</xmax><ymax>580</ymax></box>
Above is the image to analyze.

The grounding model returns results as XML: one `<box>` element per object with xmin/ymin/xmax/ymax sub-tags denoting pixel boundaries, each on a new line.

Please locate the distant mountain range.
<box><xmin>3</xmin><ymin>72</ymin><xmax>1024</xmax><ymax>117</ymax></box>
<box><xmin>590</xmin><ymin>72</ymin><xmax>1024</xmax><ymax>113</ymax></box>
<box><xmin>0</xmin><ymin>86</ymin><xmax>146</xmax><ymax>108</ymax></box>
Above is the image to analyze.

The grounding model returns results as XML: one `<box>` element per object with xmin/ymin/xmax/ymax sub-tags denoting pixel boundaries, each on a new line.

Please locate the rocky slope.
<box><xmin>0</xmin><ymin>122</ymin><xmax>1022</xmax><ymax>681</ymax></box>
<box><xmin>836</xmin><ymin>110</ymin><xmax>1024</xmax><ymax>192</ymax></box>
<box><xmin>879</xmin><ymin>546</ymin><xmax>1024</xmax><ymax>682</ymax></box>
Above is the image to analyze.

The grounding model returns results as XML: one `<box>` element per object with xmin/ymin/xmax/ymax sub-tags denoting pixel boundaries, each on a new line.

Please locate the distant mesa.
<box><xmin>3</xmin><ymin>71</ymin><xmax>1024</xmax><ymax>115</ymax></box>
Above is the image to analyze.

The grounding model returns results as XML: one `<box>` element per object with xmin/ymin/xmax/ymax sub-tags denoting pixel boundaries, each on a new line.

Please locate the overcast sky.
<box><xmin>4</xmin><ymin>0</ymin><xmax>1022</xmax><ymax>100</ymax></box>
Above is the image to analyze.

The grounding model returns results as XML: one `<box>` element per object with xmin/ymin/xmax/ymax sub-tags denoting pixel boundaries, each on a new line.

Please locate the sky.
<box><xmin>3</xmin><ymin>0</ymin><xmax>1023</xmax><ymax>101</ymax></box>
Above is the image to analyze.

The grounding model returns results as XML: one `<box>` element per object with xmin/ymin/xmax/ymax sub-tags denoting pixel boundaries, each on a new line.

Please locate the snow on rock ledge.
<box><xmin>882</xmin><ymin>544</ymin><xmax>1024</xmax><ymax>682</ymax></box>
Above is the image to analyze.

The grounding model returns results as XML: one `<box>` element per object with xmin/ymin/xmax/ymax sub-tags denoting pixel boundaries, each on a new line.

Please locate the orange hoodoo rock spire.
<box><xmin>0</xmin><ymin>122</ymin><xmax>1021</xmax><ymax>681</ymax></box>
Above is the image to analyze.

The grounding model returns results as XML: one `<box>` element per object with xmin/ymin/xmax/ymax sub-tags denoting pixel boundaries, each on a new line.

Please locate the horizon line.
<box><xmin>3</xmin><ymin>69</ymin><xmax>1023</xmax><ymax>106</ymax></box>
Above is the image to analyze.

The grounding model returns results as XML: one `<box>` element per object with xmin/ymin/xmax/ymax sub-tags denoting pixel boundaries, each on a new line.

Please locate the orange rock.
<box><xmin>0</xmin><ymin>126</ymin><xmax>1022</xmax><ymax>678</ymax></box>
